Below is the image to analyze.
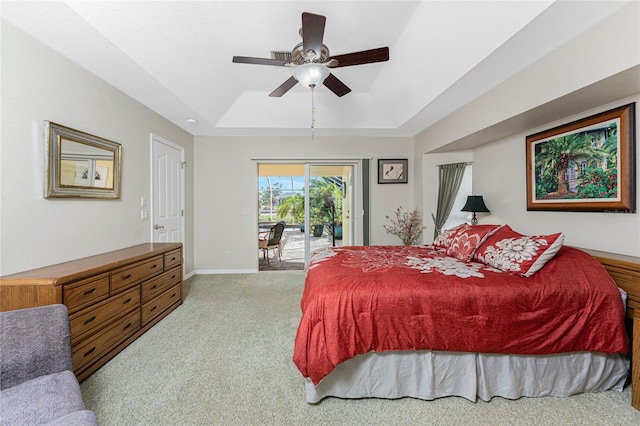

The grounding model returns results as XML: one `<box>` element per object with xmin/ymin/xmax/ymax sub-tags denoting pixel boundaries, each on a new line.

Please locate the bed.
<box><xmin>293</xmin><ymin>224</ymin><xmax>630</xmax><ymax>403</ymax></box>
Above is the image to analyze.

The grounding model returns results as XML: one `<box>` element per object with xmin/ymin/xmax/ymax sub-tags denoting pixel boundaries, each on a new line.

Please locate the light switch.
<box><xmin>140</xmin><ymin>196</ymin><xmax>147</xmax><ymax>207</ymax></box>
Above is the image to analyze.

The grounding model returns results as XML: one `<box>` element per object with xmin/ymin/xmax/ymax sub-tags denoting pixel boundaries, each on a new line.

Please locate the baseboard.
<box><xmin>194</xmin><ymin>269</ymin><xmax>259</xmax><ymax>275</ymax></box>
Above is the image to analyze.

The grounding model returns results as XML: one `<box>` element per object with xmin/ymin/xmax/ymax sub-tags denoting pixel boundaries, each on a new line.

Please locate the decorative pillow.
<box><xmin>446</xmin><ymin>224</ymin><xmax>503</xmax><ymax>262</ymax></box>
<box><xmin>474</xmin><ymin>225</ymin><xmax>565</xmax><ymax>277</ymax></box>
<box><xmin>432</xmin><ymin>224</ymin><xmax>468</xmax><ymax>249</ymax></box>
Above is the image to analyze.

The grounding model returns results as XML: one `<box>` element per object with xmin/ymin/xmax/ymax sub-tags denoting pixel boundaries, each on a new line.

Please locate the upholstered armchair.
<box><xmin>0</xmin><ymin>304</ymin><xmax>98</xmax><ymax>425</ymax></box>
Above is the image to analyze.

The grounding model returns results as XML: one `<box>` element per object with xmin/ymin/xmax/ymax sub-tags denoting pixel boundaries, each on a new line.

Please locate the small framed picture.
<box><xmin>378</xmin><ymin>159</ymin><xmax>408</xmax><ymax>184</ymax></box>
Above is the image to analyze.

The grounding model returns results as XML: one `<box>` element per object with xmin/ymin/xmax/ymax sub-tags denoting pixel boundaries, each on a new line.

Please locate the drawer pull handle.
<box><xmin>83</xmin><ymin>288</ymin><xmax>96</xmax><ymax>296</ymax></box>
<box><xmin>171</xmin><ymin>275</ymin><xmax>176</xmax><ymax>279</ymax></box>
<box><xmin>122</xmin><ymin>274</ymin><xmax>132</xmax><ymax>280</ymax></box>
<box><xmin>84</xmin><ymin>347</ymin><xmax>96</xmax><ymax>358</ymax></box>
<box><xmin>123</xmin><ymin>322</ymin><xmax>132</xmax><ymax>331</ymax></box>
<box><xmin>84</xmin><ymin>316</ymin><xmax>97</xmax><ymax>325</ymax></box>
<box><xmin>151</xmin><ymin>264</ymin><xmax>158</xmax><ymax>269</ymax></box>
<box><xmin>171</xmin><ymin>293</ymin><xmax>176</xmax><ymax>298</ymax></box>
<box><xmin>123</xmin><ymin>298</ymin><xmax>132</xmax><ymax>304</ymax></box>
<box><xmin>171</xmin><ymin>257</ymin><xmax>176</xmax><ymax>261</ymax></box>
<box><xmin>151</xmin><ymin>284</ymin><xmax>157</xmax><ymax>290</ymax></box>
<box><xmin>150</xmin><ymin>306</ymin><xmax>157</xmax><ymax>312</ymax></box>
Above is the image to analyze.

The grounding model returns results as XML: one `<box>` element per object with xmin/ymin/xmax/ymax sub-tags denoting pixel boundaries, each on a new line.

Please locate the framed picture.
<box><xmin>378</xmin><ymin>159</ymin><xmax>408</xmax><ymax>184</ymax></box>
<box><xmin>526</xmin><ymin>103</ymin><xmax>635</xmax><ymax>212</ymax></box>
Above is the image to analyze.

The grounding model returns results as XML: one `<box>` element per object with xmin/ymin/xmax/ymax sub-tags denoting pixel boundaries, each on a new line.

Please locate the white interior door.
<box><xmin>151</xmin><ymin>135</ymin><xmax>184</xmax><ymax>243</ymax></box>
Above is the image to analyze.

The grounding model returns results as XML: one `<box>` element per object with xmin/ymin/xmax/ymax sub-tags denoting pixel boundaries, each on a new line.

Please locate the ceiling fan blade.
<box><xmin>326</xmin><ymin>47</ymin><xmax>389</xmax><ymax>68</ymax></box>
<box><xmin>302</xmin><ymin>12</ymin><xmax>326</xmax><ymax>61</ymax></box>
<box><xmin>269</xmin><ymin>77</ymin><xmax>298</xmax><ymax>97</ymax></box>
<box><xmin>323</xmin><ymin>73</ymin><xmax>351</xmax><ymax>97</ymax></box>
<box><xmin>232</xmin><ymin>56</ymin><xmax>288</xmax><ymax>67</ymax></box>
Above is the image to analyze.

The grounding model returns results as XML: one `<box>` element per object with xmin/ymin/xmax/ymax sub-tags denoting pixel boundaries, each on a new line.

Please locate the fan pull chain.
<box><xmin>310</xmin><ymin>84</ymin><xmax>316</xmax><ymax>140</ymax></box>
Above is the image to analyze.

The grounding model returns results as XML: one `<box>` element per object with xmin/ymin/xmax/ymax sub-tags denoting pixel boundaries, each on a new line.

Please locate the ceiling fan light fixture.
<box><xmin>292</xmin><ymin>63</ymin><xmax>329</xmax><ymax>88</ymax></box>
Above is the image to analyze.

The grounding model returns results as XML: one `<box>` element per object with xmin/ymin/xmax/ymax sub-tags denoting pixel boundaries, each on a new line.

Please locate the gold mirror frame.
<box><xmin>45</xmin><ymin>121</ymin><xmax>122</xmax><ymax>199</ymax></box>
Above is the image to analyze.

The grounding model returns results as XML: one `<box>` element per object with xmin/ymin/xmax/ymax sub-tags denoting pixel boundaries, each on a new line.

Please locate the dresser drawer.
<box><xmin>164</xmin><ymin>249</ymin><xmax>182</xmax><ymax>270</ymax></box>
<box><xmin>64</xmin><ymin>274</ymin><xmax>110</xmax><ymax>312</ymax></box>
<box><xmin>69</xmin><ymin>286</ymin><xmax>140</xmax><ymax>343</ymax></box>
<box><xmin>72</xmin><ymin>309</ymin><xmax>140</xmax><ymax>372</ymax></box>
<box><xmin>111</xmin><ymin>256</ymin><xmax>163</xmax><ymax>293</ymax></box>
<box><xmin>141</xmin><ymin>284</ymin><xmax>181</xmax><ymax>325</ymax></box>
<box><xmin>141</xmin><ymin>266</ymin><xmax>181</xmax><ymax>303</ymax></box>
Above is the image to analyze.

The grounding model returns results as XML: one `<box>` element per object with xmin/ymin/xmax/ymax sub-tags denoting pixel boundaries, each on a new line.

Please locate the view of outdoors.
<box><xmin>258</xmin><ymin>176</ymin><xmax>304</xmax><ymax>223</ymax></box>
<box><xmin>258</xmin><ymin>175</ymin><xmax>344</xmax><ymax>240</ymax></box>
<box><xmin>258</xmin><ymin>166</ymin><xmax>351</xmax><ymax>271</ymax></box>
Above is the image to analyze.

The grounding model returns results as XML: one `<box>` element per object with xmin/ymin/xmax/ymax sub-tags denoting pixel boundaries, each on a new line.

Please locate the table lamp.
<box><xmin>461</xmin><ymin>195</ymin><xmax>490</xmax><ymax>225</ymax></box>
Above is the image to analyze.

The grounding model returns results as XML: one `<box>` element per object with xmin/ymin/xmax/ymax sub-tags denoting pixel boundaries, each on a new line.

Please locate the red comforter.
<box><xmin>293</xmin><ymin>245</ymin><xmax>628</xmax><ymax>385</ymax></box>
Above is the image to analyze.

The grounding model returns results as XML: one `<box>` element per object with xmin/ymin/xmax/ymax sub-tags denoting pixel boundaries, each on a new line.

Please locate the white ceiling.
<box><xmin>0</xmin><ymin>1</ymin><xmax>632</xmax><ymax>137</ymax></box>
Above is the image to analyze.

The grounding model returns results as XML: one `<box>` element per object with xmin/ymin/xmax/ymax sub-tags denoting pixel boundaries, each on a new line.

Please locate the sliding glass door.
<box><xmin>258</xmin><ymin>161</ymin><xmax>360</xmax><ymax>269</ymax></box>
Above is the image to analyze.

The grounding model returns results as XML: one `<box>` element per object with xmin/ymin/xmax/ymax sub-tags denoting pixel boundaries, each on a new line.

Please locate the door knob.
<box><xmin>154</xmin><ymin>224</ymin><xmax>165</xmax><ymax>230</ymax></box>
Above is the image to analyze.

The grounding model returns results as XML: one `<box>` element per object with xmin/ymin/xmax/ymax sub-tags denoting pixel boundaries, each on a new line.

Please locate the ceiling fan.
<box><xmin>232</xmin><ymin>12</ymin><xmax>389</xmax><ymax>97</ymax></box>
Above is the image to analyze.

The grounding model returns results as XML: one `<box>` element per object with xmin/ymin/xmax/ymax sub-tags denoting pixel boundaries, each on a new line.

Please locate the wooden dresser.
<box><xmin>580</xmin><ymin>248</ymin><xmax>640</xmax><ymax>410</ymax></box>
<box><xmin>0</xmin><ymin>243</ymin><xmax>183</xmax><ymax>382</ymax></box>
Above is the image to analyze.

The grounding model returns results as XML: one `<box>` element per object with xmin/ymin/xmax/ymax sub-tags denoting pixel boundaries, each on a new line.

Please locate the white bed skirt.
<box><xmin>304</xmin><ymin>350</ymin><xmax>629</xmax><ymax>403</ymax></box>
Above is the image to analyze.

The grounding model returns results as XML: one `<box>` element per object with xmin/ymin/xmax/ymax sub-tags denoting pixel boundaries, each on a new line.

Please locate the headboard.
<box><xmin>581</xmin><ymin>248</ymin><xmax>640</xmax><ymax>320</ymax></box>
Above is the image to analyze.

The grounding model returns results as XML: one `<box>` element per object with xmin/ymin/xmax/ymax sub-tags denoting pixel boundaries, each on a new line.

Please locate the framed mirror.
<box><xmin>45</xmin><ymin>121</ymin><xmax>122</xmax><ymax>199</ymax></box>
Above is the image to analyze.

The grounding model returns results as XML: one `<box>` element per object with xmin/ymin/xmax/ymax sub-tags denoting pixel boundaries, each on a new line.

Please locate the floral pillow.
<box><xmin>446</xmin><ymin>224</ymin><xmax>503</xmax><ymax>262</ymax></box>
<box><xmin>432</xmin><ymin>224</ymin><xmax>468</xmax><ymax>249</ymax></box>
<box><xmin>474</xmin><ymin>225</ymin><xmax>565</xmax><ymax>277</ymax></box>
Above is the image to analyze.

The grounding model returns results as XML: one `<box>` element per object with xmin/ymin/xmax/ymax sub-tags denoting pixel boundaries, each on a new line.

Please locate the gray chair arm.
<box><xmin>0</xmin><ymin>304</ymin><xmax>73</xmax><ymax>390</ymax></box>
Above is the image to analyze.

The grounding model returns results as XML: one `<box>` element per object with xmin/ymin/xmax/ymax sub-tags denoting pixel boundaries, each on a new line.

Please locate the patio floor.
<box><xmin>258</xmin><ymin>227</ymin><xmax>342</xmax><ymax>271</ymax></box>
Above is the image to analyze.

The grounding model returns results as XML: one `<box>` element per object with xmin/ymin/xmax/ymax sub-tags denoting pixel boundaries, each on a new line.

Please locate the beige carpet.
<box><xmin>81</xmin><ymin>272</ymin><xmax>640</xmax><ymax>425</ymax></box>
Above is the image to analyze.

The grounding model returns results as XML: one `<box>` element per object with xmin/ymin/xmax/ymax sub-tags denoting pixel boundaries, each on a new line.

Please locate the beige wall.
<box><xmin>415</xmin><ymin>2</ymin><xmax>640</xmax><ymax>154</ymax></box>
<box><xmin>472</xmin><ymin>95</ymin><xmax>640</xmax><ymax>256</ymax></box>
<box><xmin>0</xmin><ymin>22</ymin><xmax>195</xmax><ymax>276</ymax></box>
<box><xmin>193</xmin><ymin>136</ymin><xmax>414</xmax><ymax>272</ymax></box>
<box><xmin>417</xmin><ymin>2</ymin><xmax>640</xmax><ymax>256</ymax></box>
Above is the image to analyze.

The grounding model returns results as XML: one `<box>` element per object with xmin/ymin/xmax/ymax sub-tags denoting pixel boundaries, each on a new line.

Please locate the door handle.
<box><xmin>154</xmin><ymin>224</ymin><xmax>165</xmax><ymax>230</ymax></box>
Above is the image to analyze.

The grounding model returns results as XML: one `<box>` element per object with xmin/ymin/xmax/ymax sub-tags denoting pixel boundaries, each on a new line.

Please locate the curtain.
<box><xmin>432</xmin><ymin>162</ymin><xmax>467</xmax><ymax>238</ymax></box>
<box><xmin>362</xmin><ymin>159</ymin><xmax>370</xmax><ymax>246</ymax></box>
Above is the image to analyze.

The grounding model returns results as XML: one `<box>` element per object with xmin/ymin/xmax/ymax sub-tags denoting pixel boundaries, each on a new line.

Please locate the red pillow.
<box><xmin>474</xmin><ymin>225</ymin><xmax>565</xmax><ymax>277</ymax></box>
<box><xmin>446</xmin><ymin>224</ymin><xmax>502</xmax><ymax>262</ymax></box>
<box><xmin>432</xmin><ymin>223</ymin><xmax>467</xmax><ymax>249</ymax></box>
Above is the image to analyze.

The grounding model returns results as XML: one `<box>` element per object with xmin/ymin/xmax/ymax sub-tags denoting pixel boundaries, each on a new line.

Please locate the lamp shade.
<box><xmin>293</xmin><ymin>63</ymin><xmax>330</xmax><ymax>88</ymax></box>
<box><xmin>461</xmin><ymin>196</ymin><xmax>490</xmax><ymax>213</ymax></box>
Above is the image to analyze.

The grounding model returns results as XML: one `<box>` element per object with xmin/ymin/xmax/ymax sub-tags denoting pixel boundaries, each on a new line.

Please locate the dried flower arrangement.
<box><xmin>384</xmin><ymin>207</ymin><xmax>426</xmax><ymax>245</ymax></box>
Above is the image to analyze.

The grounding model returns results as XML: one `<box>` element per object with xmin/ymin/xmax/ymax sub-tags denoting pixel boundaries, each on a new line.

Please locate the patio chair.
<box><xmin>259</xmin><ymin>221</ymin><xmax>286</xmax><ymax>264</ymax></box>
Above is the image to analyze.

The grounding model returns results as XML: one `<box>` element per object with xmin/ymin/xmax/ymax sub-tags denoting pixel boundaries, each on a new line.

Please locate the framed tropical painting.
<box><xmin>526</xmin><ymin>103</ymin><xmax>635</xmax><ymax>212</ymax></box>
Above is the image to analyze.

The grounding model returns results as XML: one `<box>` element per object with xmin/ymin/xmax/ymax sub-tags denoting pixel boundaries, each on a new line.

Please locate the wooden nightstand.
<box><xmin>579</xmin><ymin>248</ymin><xmax>640</xmax><ymax>410</ymax></box>
<box><xmin>634</xmin><ymin>307</ymin><xmax>640</xmax><ymax>409</ymax></box>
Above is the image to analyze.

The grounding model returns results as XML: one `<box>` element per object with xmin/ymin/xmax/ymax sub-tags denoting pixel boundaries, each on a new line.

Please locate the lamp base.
<box><xmin>471</xmin><ymin>212</ymin><xmax>478</xmax><ymax>225</ymax></box>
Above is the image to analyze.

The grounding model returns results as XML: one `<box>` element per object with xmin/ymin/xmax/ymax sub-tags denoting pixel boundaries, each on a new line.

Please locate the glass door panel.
<box><xmin>305</xmin><ymin>164</ymin><xmax>354</xmax><ymax>264</ymax></box>
<box><xmin>258</xmin><ymin>163</ymin><xmax>305</xmax><ymax>270</ymax></box>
